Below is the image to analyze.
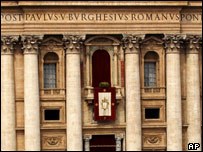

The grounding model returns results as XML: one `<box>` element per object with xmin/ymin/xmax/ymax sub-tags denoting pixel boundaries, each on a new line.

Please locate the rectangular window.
<box><xmin>44</xmin><ymin>109</ymin><xmax>60</xmax><ymax>120</ymax></box>
<box><xmin>144</xmin><ymin>62</ymin><xmax>156</xmax><ymax>87</ymax></box>
<box><xmin>44</xmin><ymin>63</ymin><xmax>56</xmax><ymax>88</ymax></box>
<box><xmin>145</xmin><ymin>108</ymin><xmax>160</xmax><ymax>119</ymax></box>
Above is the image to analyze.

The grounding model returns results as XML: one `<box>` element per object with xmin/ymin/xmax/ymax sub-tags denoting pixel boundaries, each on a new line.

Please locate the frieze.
<box><xmin>1</xmin><ymin>36</ymin><xmax>19</xmax><ymax>54</ymax></box>
<box><xmin>1</xmin><ymin>12</ymin><xmax>202</xmax><ymax>23</ymax></box>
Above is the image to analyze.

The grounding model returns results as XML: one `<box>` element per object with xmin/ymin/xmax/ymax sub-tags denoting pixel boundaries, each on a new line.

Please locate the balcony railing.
<box><xmin>84</xmin><ymin>86</ymin><xmax>123</xmax><ymax>103</ymax></box>
<box><xmin>40</xmin><ymin>88</ymin><xmax>66</xmax><ymax>99</ymax></box>
<box><xmin>141</xmin><ymin>87</ymin><xmax>166</xmax><ymax>94</ymax></box>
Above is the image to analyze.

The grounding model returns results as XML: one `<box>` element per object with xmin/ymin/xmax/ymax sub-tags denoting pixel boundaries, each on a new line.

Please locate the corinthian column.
<box><xmin>22</xmin><ymin>35</ymin><xmax>43</xmax><ymax>151</ymax></box>
<box><xmin>164</xmin><ymin>34</ymin><xmax>184</xmax><ymax>151</ymax></box>
<box><xmin>63</xmin><ymin>35</ymin><xmax>85</xmax><ymax>151</ymax></box>
<box><xmin>122</xmin><ymin>34</ymin><xmax>144</xmax><ymax>151</ymax></box>
<box><xmin>186</xmin><ymin>35</ymin><xmax>202</xmax><ymax>151</ymax></box>
<box><xmin>1</xmin><ymin>36</ymin><xmax>18</xmax><ymax>151</ymax></box>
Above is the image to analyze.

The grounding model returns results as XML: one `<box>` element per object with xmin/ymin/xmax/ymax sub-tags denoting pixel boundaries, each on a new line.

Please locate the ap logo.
<box><xmin>188</xmin><ymin>143</ymin><xmax>200</xmax><ymax>150</ymax></box>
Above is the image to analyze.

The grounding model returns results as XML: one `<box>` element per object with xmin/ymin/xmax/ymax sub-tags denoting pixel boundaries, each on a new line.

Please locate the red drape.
<box><xmin>92</xmin><ymin>50</ymin><xmax>111</xmax><ymax>87</ymax></box>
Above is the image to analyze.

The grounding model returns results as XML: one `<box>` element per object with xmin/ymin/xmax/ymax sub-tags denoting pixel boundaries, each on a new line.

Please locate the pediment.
<box><xmin>41</xmin><ymin>37</ymin><xmax>63</xmax><ymax>46</ymax></box>
<box><xmin>85</xmin><ymin>36</ymin><xmax>120</xmax><ymax>45</ymax></box>
<box><xmin>142</xmin><ymin>36</ymin><xmax>163</xmax><ymax>45</ymax></box>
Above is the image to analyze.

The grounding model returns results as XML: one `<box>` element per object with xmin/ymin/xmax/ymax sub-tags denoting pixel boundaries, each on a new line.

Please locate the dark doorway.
<box><xmin>92</xmin><ymin>50</ymin><xmax>111</xmax><ymax>87</ymax></box>
<box><xmin>90</xmin><ymin>135</ymin><xmax>116</xmax><ymax>151</ymax></box>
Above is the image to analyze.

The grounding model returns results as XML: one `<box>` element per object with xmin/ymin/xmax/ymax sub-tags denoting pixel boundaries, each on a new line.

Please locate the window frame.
<box><xmin>143</xmin><ymin>51</ymin><xmax>160</xmax><ymax>88</ymax></box>
<box><xmin>43</xmin><ymin>53</ymin><xmax>59</xmax><ymax>89</ymax></box>
<box><xmin>144</xmin><ymin>61</ymin><xmax>157</xmax><ymax>87</ymax></box>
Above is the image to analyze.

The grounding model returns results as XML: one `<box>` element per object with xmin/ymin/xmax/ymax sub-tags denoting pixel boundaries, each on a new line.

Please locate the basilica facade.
<box><xmin>1</xmin><ymin>1</ymin><xmax>202</xmax><ymax>151</ymax></box>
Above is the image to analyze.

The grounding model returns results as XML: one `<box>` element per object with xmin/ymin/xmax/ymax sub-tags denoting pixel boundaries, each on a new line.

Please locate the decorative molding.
<box><xmin>122</xmin><ymin>34</ymin><xmax>145</xmax><ymax>54</ymax></box>
<box><xmin>186</xmin><ymin>35</ymin><xmax>202</xmax><ymax>54</ymax></box>
<box><xmin>21</xmin><ymin>35</ymin><xmax>43</xmax><ymax>54</ymax></box>
<box><xmin>143</xmin><ymin>132</ymin><xmax>166</xmax><ymax>148</ymax></box>
<box><xmin>85</xmin><ymin>35</ymin><xmax>120</xmax><ymax>45</ymax></box>
<box><xmin>42</xmin><ymin>135</ymin><xmax>65</xmax><ymax>149</ymax></box>
<box><xmin>144</xmin><ymin>135</ymin><xmax>162</xmax><ymax>145</ymax></box>
<box><xmin>41</xmin><ymin>37</ymin><xmax>63</xmax><ymax>51</ymax></box>
<box><xmin>1</xmin><ymin>36</ymin><xmax>19</xmax><ymax>54</ymax></box>
<box><xmin>163</xmin><ymin>34</ymin><xmax>186</xmax><ymax>54</ymax></box>
<box><xmin>63</xmin><ymin>35</ymin><xmax>85</xmax><ymax>54</ymax></box>
<box><xmin>142</xmin><ymin>36</ymin><xmax>163</xmax><ymax>45</ymax></box>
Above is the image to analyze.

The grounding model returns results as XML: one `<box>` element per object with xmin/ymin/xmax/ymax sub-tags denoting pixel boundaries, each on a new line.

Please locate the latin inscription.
<box><xmin>1</xmin><ymin>12</ymin><xmax>202</xmax><ymax>23</ymax></box>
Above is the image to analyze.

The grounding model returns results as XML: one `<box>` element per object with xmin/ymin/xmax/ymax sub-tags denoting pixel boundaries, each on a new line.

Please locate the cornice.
<box><xmin>1</xmin><ymin>1</ymin><xmax>201</xmax><ymax>7</ymax></box>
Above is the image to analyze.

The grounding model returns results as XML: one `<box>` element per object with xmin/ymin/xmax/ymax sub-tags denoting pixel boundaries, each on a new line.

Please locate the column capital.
<box><xmin>21</xmin><ymin>35</ymin><xmax>43</xmax><ymax>54</ymax></box>
<box><xmin>83</xmin><ymin>134</ymin><xmax>92</xmax><ymax>140</ymax></box>
<box><xmin>122</xmin><ymin>34</ymin><xmax>145</xmax><ymax>54</ymax></box>
<box><xmin>163</xmin><ymin>34</ymin><xmax>186</xmax><ymax>54</ymax></box>
<box><xmin>63</xmin><ymin>35</ymin><xmax>85</xmax><ymax>54</ymax></box>
<box><xmin>186</xmin><ymin>35</ymin><xmax>202</xmax><ymax>54</ymax></box>
<box><xmin>1</xmin><ymin>35</ymin><xmax>19</xmax><ymax>55</ymax></box>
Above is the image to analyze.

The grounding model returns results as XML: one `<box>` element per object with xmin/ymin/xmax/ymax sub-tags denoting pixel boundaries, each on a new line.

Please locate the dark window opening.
<box><xmin>90</xmin><ymin>135</ymin><xmax>116</xmax><ymax>151</ymax></box>
<box><xmin>92</xmin><ymin>50</ymin><xmax>111</xmax><ymax>87</ymax></box>
<box><xmin>145</xmin><ymin>108</ymin><xmax>160</xmax><ymax>119</ymax></box>
<box><xmin>43</xmin><ymin>52</ymin><xmax>59</xmax><ymax>88</ymax></box>
<box><xmin>144</xmin><ymin>51</ymin><xmax>159</xmax><ymax>87</ymax></box>
<box><xmin>44</xmin><ymin>109</ymin><xmax>60</xmax><ymax>120</ymax></box>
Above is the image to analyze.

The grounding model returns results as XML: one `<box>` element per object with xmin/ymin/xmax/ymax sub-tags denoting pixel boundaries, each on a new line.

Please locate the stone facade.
<box><xmin>1</xmin><ymin>1</ymin><xmax>202</xmax><ymax>151</ymax></box>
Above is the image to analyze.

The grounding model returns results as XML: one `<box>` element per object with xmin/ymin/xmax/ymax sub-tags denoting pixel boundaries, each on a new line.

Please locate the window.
<box><xmin>44</xmin><ymin>63</ymin><xmax>56</xmax><ymax>88</ymax></box>
<box><xmin>145</xmin><ymin>108</ymin><xmax>160</xmax><ymax>119</ymax></box>
<box><xmin>44</xmin><ymin>109</ymin><xmax>60</xmax><ymax>120</ymax></box>
<box><xmin>92</xmin><ymin>50</ymin><xmax>111</xmax><ymax>87</ymax></box>
<box><xmin>144</xmin><ymin>51</ymin><xmax>159</xmax><ymax>87</ymax></box>
<box><xmin>144</xmin><ymin>62</ymin><xmax>156</xmax><ymax>86</ymax></box>
<box><xmin>43</xmin><ymin>52</ymin><xmax>59</xmax><ymax>88</ymax></box>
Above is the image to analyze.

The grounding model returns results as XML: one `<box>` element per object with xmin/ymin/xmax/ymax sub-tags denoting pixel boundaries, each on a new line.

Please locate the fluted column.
<box><xmin>186</xmin><ymin>35</ymin><xmax>202</xmax><ymax>151</ymax></box>
<box><xmin>22</xmin><ymin>35</ymin><xmax>43</xmax><ymax>151</ymax></box>
<box><xmin>164</xmin><ymin>34</ymin><xmax>184</xmax><ymax>151</ymax></box>
<box><xmin>1</xmin><ymin>36</ymin><xmax>18</xmax><ymax>151</ymax></box>
<box><xmin>122</xmin><ymin>34</ymin><xmax>144</xmax><ymax>151</ymax></box>
<box><xmin>63</xmin><ymin>35</ymin><xmax>85</xmax><ymax>151</ymax></box>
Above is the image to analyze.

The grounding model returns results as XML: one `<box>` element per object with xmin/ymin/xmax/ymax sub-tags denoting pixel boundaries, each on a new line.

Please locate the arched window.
<box><xmin>144</xmin><ymin>51</ymin><xmax>159</xmax><ymax>87</ymax></box>
<box><xmin>43</xmin><ymin>52</ymin><xmax>59</xmax><ymax>88</ymax></box>
<box><xmin>92</xmin><ymin>50</ymin><xmax>111</xmax><ymax>87</ymax></box>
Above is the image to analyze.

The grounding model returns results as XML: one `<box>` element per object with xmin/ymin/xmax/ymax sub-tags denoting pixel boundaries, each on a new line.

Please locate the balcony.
<box><xmin>84</xmin><ymin>86</ymin><xmax>123</xmax><ymax>104</ymax></box>
<box><xmin>40</xmin><ymin>88</ymin><xmax>66</xmax><ymax>100</ymax></box>
<box><xmin>141</xmin><ymin>87</ymin><xmax>166</xmax><ymax>99</ymax></box>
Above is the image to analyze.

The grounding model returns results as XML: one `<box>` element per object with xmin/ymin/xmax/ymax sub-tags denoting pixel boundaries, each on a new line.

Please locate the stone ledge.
<box><xmin>1</xmin><ymin>1</ymin><xmax>192</xmax><ymax>7</ymax></box>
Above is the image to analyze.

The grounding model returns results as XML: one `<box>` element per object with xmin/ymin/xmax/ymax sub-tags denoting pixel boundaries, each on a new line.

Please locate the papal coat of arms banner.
<box><xmin>94</xmin><ymin>87</ymin><xmax>116</xmax><ymax>121</ymax></box>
